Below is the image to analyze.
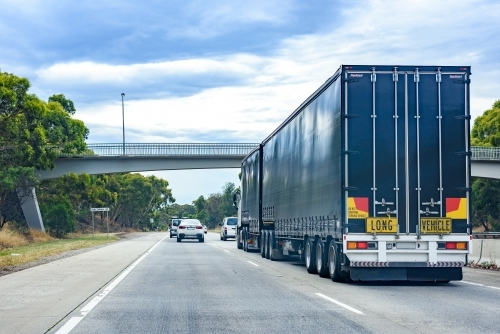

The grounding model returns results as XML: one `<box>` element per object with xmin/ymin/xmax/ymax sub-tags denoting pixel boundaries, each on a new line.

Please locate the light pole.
<box><xmin>121</xmin><ymin>93</ymin><xmax>125</xmax><ymax>155</ymax></box>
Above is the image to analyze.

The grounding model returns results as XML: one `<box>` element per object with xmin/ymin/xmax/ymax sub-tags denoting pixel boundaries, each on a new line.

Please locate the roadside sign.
<box><xmin>150</xmin><ymin>218</ymin><xmax>154</xmax><ymax>223</ymax></box>
<box><xmin>91</xmin><ymin>207</ymin><xmax>110</xmax><ymax>212</ymax></box>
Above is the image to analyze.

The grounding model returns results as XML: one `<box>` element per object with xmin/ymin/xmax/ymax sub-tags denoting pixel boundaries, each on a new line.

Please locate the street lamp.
<box><xmin>121</xmin><ymin>93</ymin><xmax>125</xmax><ymax>155</ymax></box>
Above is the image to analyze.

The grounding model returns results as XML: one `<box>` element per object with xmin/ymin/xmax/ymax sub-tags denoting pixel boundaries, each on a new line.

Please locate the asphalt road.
<box><xmin>38</xmin><ymin>232</ymin><xmax>500</xmax><ymax>334</ymax></box>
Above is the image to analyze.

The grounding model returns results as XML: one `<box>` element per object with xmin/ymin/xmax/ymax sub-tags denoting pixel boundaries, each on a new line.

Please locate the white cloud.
<box><xmin>18</xmin><ymin>0</ymin><xmax>500</xmax><ymax>203</ymax></box>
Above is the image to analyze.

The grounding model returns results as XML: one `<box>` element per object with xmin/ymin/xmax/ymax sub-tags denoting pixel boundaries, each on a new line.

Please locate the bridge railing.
<box><xmin>55</xmin><ymin>143</ymin><xmax>259</xmax><ymax>157</ymax></box>
<box><xmin>54</xmin><ymin>144</ymin><xmax>499</xmax><ymax>159</ymax></box>
<box><xmin>471</xmin><ymin>146</ymin><xmax>500</xmax><ymax>160</ymax></box>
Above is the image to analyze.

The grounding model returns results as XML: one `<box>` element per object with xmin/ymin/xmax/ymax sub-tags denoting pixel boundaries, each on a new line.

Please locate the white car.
<box><xmin>177</xmin><ymin>219</ymin><xmax>204</xmax><ymax>243</ymax></box>
<box><xmin>203</xmin><ymin>225</ymin><xmax>208</xmax><ymax>234</ymax></box>
<box><xmin>220</xmin><ymin>217</ymin><xmax>238</xmax><ymax>241</ymax></box>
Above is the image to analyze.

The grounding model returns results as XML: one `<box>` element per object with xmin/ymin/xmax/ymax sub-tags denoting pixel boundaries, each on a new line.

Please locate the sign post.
<box><xmin>150</xmin><ymin>218</ymin><xmax>154</xmax><ymax>231</ymax></box>
<box><xmin>91</xmin><ymin>207</ymin><xmax>110</xmax><ymax>238</ymax></box>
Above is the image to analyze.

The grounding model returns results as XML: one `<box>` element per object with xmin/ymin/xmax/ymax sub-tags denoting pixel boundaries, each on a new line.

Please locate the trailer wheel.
<box><xmin>316</xmin><ymin>241</ymin><xmax>329</xmax><ymax>277</ymax></box>
<box><xmin>260</xmin><ymin>231</ymin><xmax>266</xmax><ymax>258</ymax></box>
<box><xmin>243</xmin><ymin>228</ymin><xmax>248</xmax><ymax>252</ymax></box>
<box><xmin>237</xmin><ymin>230</ymin><xmax>243</xmax><ymax>249</ymax></box>
<box><xmin>265</xmin><ymin>231</ymin><xmax>271</xmax><ymax>259</ymax></box>
<box><xmin>268</xmin><ymin>231</ymin><xmax>275</xmax><ymax>261</ymax></box>
<box><xmin>328</xmin><ymin>240</ymin><xmax>343</xmax><ymax>282</ymax></box>
<box><xmin>305</xmin><ymin>238</ymin><xmax>317</xmax><ymax>274</ymax></box>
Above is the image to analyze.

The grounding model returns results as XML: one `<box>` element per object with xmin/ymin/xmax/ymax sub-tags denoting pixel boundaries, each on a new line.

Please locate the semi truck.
<box><xmin>235</xmin><ymin>65</ymin><xmax>472</xmax><ymax>281</ymax></box>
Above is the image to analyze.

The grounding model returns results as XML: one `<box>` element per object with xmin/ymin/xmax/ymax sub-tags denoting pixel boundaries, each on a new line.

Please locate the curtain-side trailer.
<box><xmin>236</xmin><ymin>65</ymin><xmax>472</xmax><ymax>281</ymax></box>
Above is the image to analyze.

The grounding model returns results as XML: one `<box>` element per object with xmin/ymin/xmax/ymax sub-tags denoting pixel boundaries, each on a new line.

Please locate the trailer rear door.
<box><xmin>343</xmin><ymin>66</ymin><xmax>470</xmax><ymax>236</ymax></box>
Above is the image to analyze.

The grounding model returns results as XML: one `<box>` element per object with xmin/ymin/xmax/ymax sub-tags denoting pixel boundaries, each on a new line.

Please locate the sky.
<box><xmin>1</xmin><ymin>0</ymin><xmax>499</xmax><ymax>204</ymax></box>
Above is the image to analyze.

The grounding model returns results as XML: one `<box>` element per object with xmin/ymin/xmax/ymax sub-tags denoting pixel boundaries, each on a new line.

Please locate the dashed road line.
<box><xmin>247</xmin><ymin>261</ymin><xmax>259</xmax><ymax>267</ymax></box>
<box><xmin>460</xmin><ymin>281</ymin><xmax>500</xmax><ymax>290</ymax></box>
<box><xmin>224</xmin><ymin>250</ymin><xmax>229</xmax><ymax>253</ymax></box>
<box><xmin>315</xmin><ymin>293</ymin><xmax>364</xmax><ymax>315</ymax></box>
<box><xmin>55</xmin><ymin>236</ymin><xmax>168</xmax><ymax>334</ymax></box>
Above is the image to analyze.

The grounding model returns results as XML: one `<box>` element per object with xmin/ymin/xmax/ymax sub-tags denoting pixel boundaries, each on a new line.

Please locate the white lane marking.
<box><xmin>247</xmin><ymin>261</ymin><xmax>259</xmax><ymax>267</ymax></box>
<box><xmin>224</xmin><ymin>250</ymin><xmax>229</xmax><ymax>253</ymax></box>
<box><xmin>315</xmin><ymin>293</ymin><xmax>364</xmax><ymax>315</ymax></box>
<box><xmin>56</xmin><ymin>235</ymin><xmax>168</xmax><ymax>334</ymax></box>
<box><xmin>460</xmin><ymin>281</ymin><xmax>500</xmax><ymax>290</ymax></box>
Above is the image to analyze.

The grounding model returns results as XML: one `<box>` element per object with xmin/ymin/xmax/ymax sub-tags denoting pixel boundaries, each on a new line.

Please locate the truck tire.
<box><xmin>269</xmin><ymin>231</ymin><xmax>276</xmax><ymax>261</ymax></box>
<box><xmin>316</xmin><ymin>240</ymin><xmax>329</xmax><ymax>277</ymax></box>
<box><xmin>260</xmin><ymin>231</ymin><xmax>266</xmax><ymax>258</ymax></box>
<box><xmin>243</xmin><ymin>228</ymin><xmax>248</xmax><ymax>252</ymax></box>
<box><xmin>265</xmin><ymin>231</ymin><xmax>271</xmax><ymax>259</ymax></box>
<box><xmin>223</xmin><ymin>235</ymin><xmax>227</xmax><ymax>241</ymax></box>
<box><xmin>328</xmin><ymin>240</ymin><xmax>343</xmax><ymax>282</ymax></box>
<box><xmin>305</xmin><ymin>238</ymin><xmax>317</xmax><ymax>274</ymax></box>
<box><xmin>170</xmin><ymin>233</ymin><xmax>173</xmax><ymax>238</ymax></box>
<box><xmin>237</xmin><ymin>230</ymin><xmax>243</xmax><ymax>249</ymax></box>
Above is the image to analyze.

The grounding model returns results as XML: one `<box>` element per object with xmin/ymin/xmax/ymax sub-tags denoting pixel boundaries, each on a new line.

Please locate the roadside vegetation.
<box><xmin>0</xmin><ymin>224</ymin><xmax>118</xmax><ymax>269</ymax></box>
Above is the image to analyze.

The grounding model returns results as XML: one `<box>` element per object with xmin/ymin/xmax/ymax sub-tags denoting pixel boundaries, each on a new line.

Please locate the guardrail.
<box><xmin>472</xmin><ymin>232</ymin><xmax>500</xmax><ymax>239</ymax></box>
<box><xmin>471</xmin><ymin>146</ymin><xmax>500</xmax><ymax>160</ymax></box>
<box><xmin>54</xmin><ymin>143</ymin><xmax>259</xmax><ymax>158</ymax></box>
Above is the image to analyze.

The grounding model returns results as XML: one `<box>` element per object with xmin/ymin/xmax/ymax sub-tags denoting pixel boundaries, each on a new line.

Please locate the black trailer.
<box><xmin>236</xmin><ymin>65</ymin><xmax>471</xmax><ymax>281</ymax></box>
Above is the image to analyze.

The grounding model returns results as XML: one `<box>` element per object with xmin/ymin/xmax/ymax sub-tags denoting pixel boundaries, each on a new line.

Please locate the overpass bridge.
<box><xmin>22</xmin><ymin>144</ymin><xmax>500</xmax><ymax>231</ymax></box>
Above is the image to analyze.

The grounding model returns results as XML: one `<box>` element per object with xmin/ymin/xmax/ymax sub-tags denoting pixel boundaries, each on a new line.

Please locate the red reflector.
<box><xmin>357</xmin><ymin>242</ymin><xmax>368</xmax><ymax>249</ymax></box>
<box><xmin>445</xmin><ymin>242</ymin><xmax>456</xmax><ymax>249</ymax></box>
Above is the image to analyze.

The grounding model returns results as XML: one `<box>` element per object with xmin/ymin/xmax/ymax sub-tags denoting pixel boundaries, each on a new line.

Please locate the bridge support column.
<box><xmin>19</xmin><ymin>187</ymin><xmax>45</xmax><ymax>231</ymax></box>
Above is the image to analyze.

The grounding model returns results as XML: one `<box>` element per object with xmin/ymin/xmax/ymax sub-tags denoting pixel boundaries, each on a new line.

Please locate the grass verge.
<box><xmin>0</xmin><ymin>232</ymin><xmax>119</xmax><ymax>269</ymax></box>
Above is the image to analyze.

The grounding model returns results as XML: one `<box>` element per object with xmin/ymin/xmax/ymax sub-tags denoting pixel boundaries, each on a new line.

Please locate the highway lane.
<box><xmin>51</xmin><ymin>232</ymin><xmax>500</xmax><ymax>334</ymax></box>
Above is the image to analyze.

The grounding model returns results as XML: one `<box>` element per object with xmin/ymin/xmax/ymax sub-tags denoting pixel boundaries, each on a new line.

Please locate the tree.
<box><xmin>219</xmin><ymin>182</ymin><xmax>237</xmax><ymax>218</ymax></box>
<box><xmin>471</xmin><ymin>100</ymin><xmax>500</xmax><ymax>231</ymax></box>
<box><xmin>472</xmin><ymin>178</ymin><xmax>500</xmax><ymax>231</ymax></box>
<box><xmin>0</xmin><ymin>71</ymin><xmax>88</xmax><ymax>229</ymax></box>
<box><xmin>41</xmin><ymin>198</ymin><xmax>75</xmax><ymax>238</ymax></box>
<box><xmin>48</xmin><ymin>94</ymin><xmax>76</xmax><ymax>115</ymax></box>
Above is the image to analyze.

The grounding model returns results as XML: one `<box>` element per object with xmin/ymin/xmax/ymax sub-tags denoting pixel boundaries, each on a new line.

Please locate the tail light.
<box><xmin>196</xmin><ymin>225</ymin><xmax>203</xmax><ymax>229</ymax></box>
<box><xmin>169</xmin><ymin>224</ymin><xmax>172</xmax><ymax>228</ymax></box>
<box><xmin>438</xmin><ymin>242</ymin><xmax>467</xmax><ymax>250</ymax></box>
<box><xmin>347</xmin><ymin>241</ymin><xmax>377</xmax><ymax>250</ymax></box>
<box><xmin>178</xmin><ymin>225</ymin><xmax>186</xmax><ymax>229</ymax></box>
<box><xmin>224</xmin><ymin>227</ymin><xmax>227</xmax><ymax>231</ymax></box>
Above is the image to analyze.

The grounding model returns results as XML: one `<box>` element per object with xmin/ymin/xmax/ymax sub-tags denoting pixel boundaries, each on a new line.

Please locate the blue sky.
<box><xmin>1</xmin><ymin>0</ymin><xmax>499</xmax><ymax>204</ymax></box>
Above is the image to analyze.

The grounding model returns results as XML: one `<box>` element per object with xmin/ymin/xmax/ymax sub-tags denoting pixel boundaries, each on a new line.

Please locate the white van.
<box><xmin>169</xmin><ymin>218</ymin><xmax>182</xmax><ymax>238</ymax></box>
<box><xmin>220</xmin><ymin>217</ymin><xmax>238</xmax><ymax>241</ymax></box>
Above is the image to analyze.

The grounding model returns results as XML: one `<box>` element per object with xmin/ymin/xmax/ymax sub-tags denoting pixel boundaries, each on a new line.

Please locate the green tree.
<box><xmin>48</xmin><ymin>94</ymin><xmax>76</xmax><ymax>115</ymax></box>
<box><xmin>41</xmin><ymin>198</ymin><xmax>75</xmax><ymax>238</ymax></box>
<box><xmin>471</xmin><ymin>100</ymin><xmax>500</xmax><ymax>146</ymax></box>
<box><xmin>471</xmin><ymin>100</ymin><xmax>500</xmax><ymax>231</ymax></box>
<box><xmin>0</xmin><ymin>71</ymin><xmax>88</xmax><ymax>229</ymax></box>
<box><xmin>472</xmin><ymin>178</ymin><xmax>500</xmax><ymax>231</ymax></box>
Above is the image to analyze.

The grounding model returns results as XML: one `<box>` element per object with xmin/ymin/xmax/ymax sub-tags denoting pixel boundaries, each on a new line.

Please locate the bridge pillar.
<box><xmin>19</xmin><ymin>187</ymin><xmax>45</xmax><ymax>231</ymax></box>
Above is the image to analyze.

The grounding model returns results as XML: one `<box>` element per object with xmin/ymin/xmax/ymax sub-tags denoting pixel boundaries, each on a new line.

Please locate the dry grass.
<box><xmin>30</xmin><ymin>229</ymin><xmax>54</xmax><ymax>242</ymax></box>
<box><xmin>0</xmin><ymin>226</ymin><xmax>29</xmax><ymax>248</ymax></box>
<box><xmin>0</xmin><ymin>230</ymin><xmax>119</xmax><ymax>269</ymax></box>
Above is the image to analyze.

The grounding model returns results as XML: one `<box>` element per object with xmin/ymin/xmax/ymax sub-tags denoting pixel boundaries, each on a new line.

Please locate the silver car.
<box><xmin>177</xmin><ymin>219</ymin><xmax>204</xmax><ymax>243</ymax></box>
<box><xmin>220</xmin><ymin>217</ymin><xmax>238</xmax><ymax>241</ymax></box>
<box><xmin>169</xmin><ymin>219</ymin><xmax>182</xmax><ymax>238</ymax></box>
